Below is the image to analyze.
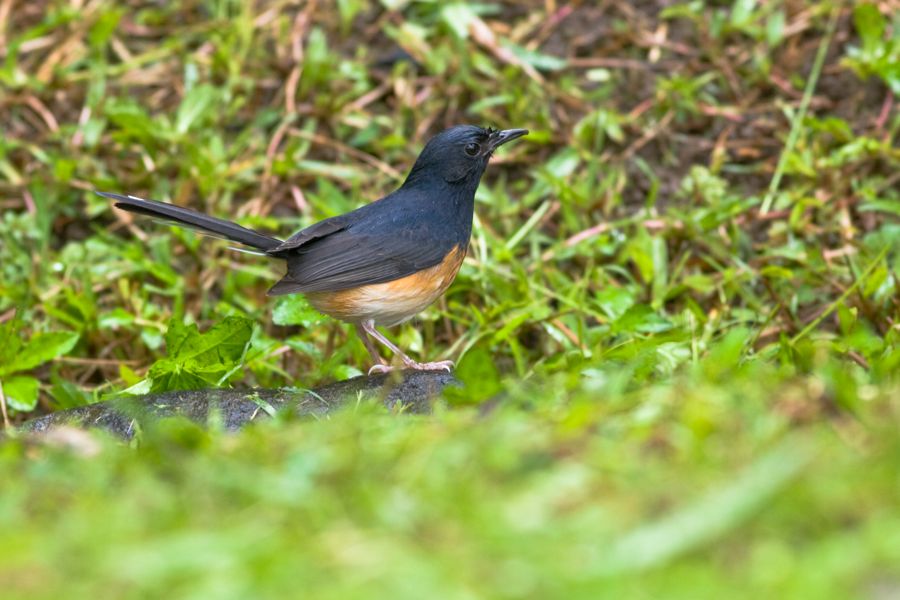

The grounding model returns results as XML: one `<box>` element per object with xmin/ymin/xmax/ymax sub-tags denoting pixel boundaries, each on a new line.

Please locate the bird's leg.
<box><xmin>360</xmin><ymin>320</ymin><xmax>454</xmax><ymax>373</ymax></box>
<box><xmin>356</xmin><ymin>323</ymin><xmax>391</xmax><ymax>375</ymax></box>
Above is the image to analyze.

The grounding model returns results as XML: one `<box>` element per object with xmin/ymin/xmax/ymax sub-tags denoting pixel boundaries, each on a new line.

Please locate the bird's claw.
<box><xmin>367</xmin><ymin>360</ymin><xmax>454</xmax><ymax>375</ymax></box>
<box><xmin>403</xmin><ymin>359</ymin><xmax>455</xmax><ymax>373</ymax></box>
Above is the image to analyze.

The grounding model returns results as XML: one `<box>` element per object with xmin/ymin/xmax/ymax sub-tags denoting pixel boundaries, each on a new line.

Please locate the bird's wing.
<box><xmin>266</xmin><ymin>214</ymin><xmax>353</xmax><ymax>255</ymax></box>
<box><xmin>267</xmin><ymin>224</ymin><xmax>459</xmax><ymax>295</ymax></box>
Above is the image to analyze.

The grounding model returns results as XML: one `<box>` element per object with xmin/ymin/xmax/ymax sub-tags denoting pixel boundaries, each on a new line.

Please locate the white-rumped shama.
<box><xmin>99</xmin><ymin>125</ymin><xmax>528</xmax><ymax>373</ymax></box>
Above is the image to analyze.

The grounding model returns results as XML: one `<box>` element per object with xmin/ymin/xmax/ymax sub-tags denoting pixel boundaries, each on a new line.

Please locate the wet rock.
<box><xmin>20</xmin><ymin>371</ymin><xmax>459</xmax><ymax>439</ymax></box>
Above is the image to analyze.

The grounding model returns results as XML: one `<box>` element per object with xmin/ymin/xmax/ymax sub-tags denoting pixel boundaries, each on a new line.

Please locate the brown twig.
<box><xmin>0</xmin><ymin>379</ymin><xmax>10</xmax><ymax>429</ymax></box>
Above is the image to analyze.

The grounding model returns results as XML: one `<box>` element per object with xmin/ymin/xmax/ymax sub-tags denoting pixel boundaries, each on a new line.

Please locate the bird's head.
<box><xmin>404</xmin><ymin>125</ymin><xmax>528</xmax><ymax>188</ymax></box>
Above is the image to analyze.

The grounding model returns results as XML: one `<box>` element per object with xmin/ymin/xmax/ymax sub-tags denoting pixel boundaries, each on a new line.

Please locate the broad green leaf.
<box><xmin>2</xmin><ymin>375</ymin><xmax>40</xmax><ymax>411</ymax></box>
<box><xmin>147</xmin><ymin>317</ymin><xmax>254</xmax><ymax>392</ymax></box>
<box><xmin>595</xmin><ymin>287</ymin><xmax>636</xmax><ymax>321</ymax></box>
<box><xmin>168</xmin><ymin>317</ymin><xmax>253</xmax><ymax>365</ymax></box>
<box><xmin>273</xmin><ymin>296</ymin><xmax>326</xmax><ymax>328</ymax></box>
<box><xmin>164</xmin><ymin>319</ymin><xmax>194</xmax><ymax>357</ymax></box>
<box><xmin>1</xmin><ymin>331</ymin><xmax>79</xmax><ymax>376</ymax></box>
<box><xmin>149</xmin><ymin>358</ymin><xmax>228</xmax><ymax>392</ymax></box>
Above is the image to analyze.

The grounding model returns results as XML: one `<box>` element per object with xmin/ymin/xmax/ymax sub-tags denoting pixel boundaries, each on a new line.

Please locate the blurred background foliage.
<box><xmin>1</xmin><ymin>0</ymin><xmax>900</xmax><ymax>597</ymax></box>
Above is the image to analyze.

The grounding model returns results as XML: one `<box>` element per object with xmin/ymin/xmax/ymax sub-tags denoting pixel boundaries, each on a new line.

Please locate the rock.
<box><xmin>19</xmin><ymin>370</ymin><xmax>459</xmax><ymax>439</ymax></box>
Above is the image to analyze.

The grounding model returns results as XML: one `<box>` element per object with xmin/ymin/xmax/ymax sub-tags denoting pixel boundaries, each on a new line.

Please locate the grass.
<box><xmin>1</xmin><ymin>0</ymin><xmax>900</xmax><ymax>597</ymax></box>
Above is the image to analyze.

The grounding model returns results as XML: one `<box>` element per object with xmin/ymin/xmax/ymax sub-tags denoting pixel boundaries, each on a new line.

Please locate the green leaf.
<box><xmin>441</xmin><ymin>3</ymin><xmax>478</xmax><ymax>39</ymax></box>
<box><xmin>147</xmin><ymin>317</ymin><xmax>254</xmax><ymax>392</ymax></box>
<box><xmin>1</xmin><ymin>332</ymin><xmax>79</xmax><ymax>376</ymax></box>
<box><xmin>163</xmin><ymin>319</ymin><xmax>194</xmax><ymax>357</ymax></box>
<box><xmin>88</xmin><ymin>7</ymin><xmax>122</xmax><ymax>48</ymax></box>
<box><xmin>730</xmin><ymin>0</ymin><xmax>757</xmax><ymax>28</ymax></box>
<box><xmin>702</xmin><ymin>327</ymin><xmax>751</xmax><ymax>380</ymax></box>
<box><xmin>612</xmin><ymin>305</ymin><xmax>673</xmax><ymax>335</ymax></box>
<box><xmin>272</xmin><ymin>296</ymin><xmax>325</xmax><ymax>328</ymax></box>
<box><xmin>503</xmin><ymin>42</ymin><xmax>567</xmax><ymax>71</ymax></box>
<box><xmin>104</xmin><ymin>98</ymin><xmax>161</xmax><ymax>143</ymax></box>
<box><xmin>295</xmin><ymin>160</ymin><xmax>365</xmax><ymax>183</ymax></box>
<box><xmin>169</xmin><ymin>317</ymin><xmax>254</xmax><ymax>365</ymax></box>
<box><xmin>149</xmin><ymin>358</ymin><xmax>228</xmax><ymax>392</ymax></box>
<box><xmin>595</xmin><ymin>287</ymin><xmax>636</xmax><ymax>321</ymax></box>
<box><xmin>444</xmin><ymin>346</ymin><xmax>500</xmax><ymax>405</ymax></box>
<box><xmin>48</xmin><ymin>377</ymin><xmax>93</xmax><ymax>410</ymax></box>
<box><xmin>766</xmin><ymin>9</ymin><xmax>785</xmax><ymax>46</ymax></box>
<box><xmin>2</xmin><ymin>375</ymin><xmax>40</xmax><ymax>411</ymax></box>
<box><xmin>853</xmin><ymin>3</ymin><xmax>885</xmax><ymax>52</ymax></box>
<box><xmin>0</xmin><ymin>320</ymin><xmax>24</xmax><ymax>370</ymax></box>
<box><xmin>175</xmin><ymin>84</ymin><xmax>217</xmax><ymax>135</ymax></box>
<box><xmin>98</xmin><ymin>308</ymin><xmax>135</xmax><ymax>330</ymax></box>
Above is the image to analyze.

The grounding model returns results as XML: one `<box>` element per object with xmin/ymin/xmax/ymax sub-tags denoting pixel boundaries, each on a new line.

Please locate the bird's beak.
<box><xmin>487</xmin><ymin>128</ymin><xmax>529</xmax><ymax>151</ymax></box>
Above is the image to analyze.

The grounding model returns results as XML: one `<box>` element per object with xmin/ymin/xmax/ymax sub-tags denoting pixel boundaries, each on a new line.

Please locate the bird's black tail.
<box><xmin>99</xmin><ymin>191</ymin><xmax>282</xmax><ymax>252</ymax></box>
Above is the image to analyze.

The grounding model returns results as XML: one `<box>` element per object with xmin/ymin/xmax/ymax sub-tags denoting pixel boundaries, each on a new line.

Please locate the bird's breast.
<box><xmin>305</xmin><ymin>245</ymin><xmax>466</xmax><ymax>327</ymax></box>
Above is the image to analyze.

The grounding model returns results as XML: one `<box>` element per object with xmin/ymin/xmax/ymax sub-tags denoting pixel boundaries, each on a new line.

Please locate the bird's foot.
<box><xmin>367</xmin><ymin>360</ymin><xmax>455</xmax><ymax>375</ymax></box>
<box><xmin>402</xmin><ymin>359</ymin><xmax>455</xmax><ymax>373</ymax></box>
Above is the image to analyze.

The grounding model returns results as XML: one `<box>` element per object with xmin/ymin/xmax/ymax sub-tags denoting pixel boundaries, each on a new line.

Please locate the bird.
<box><xmin>99</xmin><ymin>125</ymin><xmax>528</xmax><ymax>374</ymax></box>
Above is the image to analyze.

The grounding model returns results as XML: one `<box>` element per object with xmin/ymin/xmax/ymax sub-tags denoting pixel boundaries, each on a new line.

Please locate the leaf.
<box><xmin>0</xmin><ymin>320</ymin><xmax>23</xmax><ymax>370</ymax></box>
<box><xmin>175</xmin><ymin>84</ymin><xmax>217</xmax><ymax>135</ymax></box>
<box><xmin>147</xmin><ymin>317</ymin><xmax>254</xmax><ymax>392</ymax></box>
<box><xmin>2</xmin><ymin>375</ymin><xmax>40</xmax><ymax>412</ymax></box>
<box><xmin>574</xmin><ymin>109</ymin><xmax>625</xmax><ymax>150</ymax></box>
<box><xmin>702</xmin><ymin>327</ymin><xmax>751</xmax><ymax>380</ymax></box>
<box><xmin>272</xmin><ymin>296</ymin><xmax>325</xmax><ymax>328</ymax></box>
<box><xmin>99</xmin><ymin>308</ymin><xmax>135</xmax><ymax>330</ymax></box>
<box><xmin>48</xmin><ymin>376</ymin><xmax>93</xmax><ymax>410</ymax></box>
<box><xmin>441</xmin><ymin>3</ymin><xmax>478</xmax><ymax>39</ymax></box>
<box><xmin>766</xmin><ymin>9</ymin><xmax>785</xmax><ymax>46</ymax></box>
<box><xmin>295</xmin><ymin>160</ymin><xmax>365</xmax><ymax>183</ymax></box>
<box><xmin>730</xmin><ymin>0</ymin><xmax>757</xmax><ymax>27</ymax></box>
<box><xmin>1</xmin><ymin>331</ymin><xmax>79</xmax><ymax>376</ymax></box>
<box><xmin>104</xmin><ymin>98</ymin><xmax>161</xmax><ymax>143</ymax></box>
<box><xmin>174</xmin><ymin>317</ymin><xmax>254</xmax><ymax>365</ymax></box>
<box><xmin>163</xmin><ymin>319</ymin><xmax>194</xmax><ymax>357</ymax></box>
<box><xmin>612</xmin><ymin>305</ymin><xmax>673</xmax><ymax>335</ymax></box>
<box><xmin>595</xmin><ymin>287</ymin><xmax>635</xmax><ymax>321</ymax></box>
<box><xmin>853</xmin><ymin>3</ymin><xmax>885</xmax><ymax>52</ymax></box>
<box><xmin>502</xmin><ymin>42</ymin><xmax>567</xmax><ymax>71</ymax></box>
<box><xmin>444</xmin><ymin>346</ymin><xmax>500</xmax><ymax>405</ymax></box>
<box><xmin>543</xmin><ymin>148</ymin><xmax>581</xmax><ymax>179</ymax></box>
<box><xmin>149</xmin><ymin>358</ymin><xmax>228</xmax><ymax>392</ymax></box>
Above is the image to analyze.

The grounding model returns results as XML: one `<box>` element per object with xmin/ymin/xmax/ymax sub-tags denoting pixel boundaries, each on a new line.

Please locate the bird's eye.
<box><xmin>464</xmin><ymin>142</ymin><xmax>480</xmax><ymax>156</ymax></box>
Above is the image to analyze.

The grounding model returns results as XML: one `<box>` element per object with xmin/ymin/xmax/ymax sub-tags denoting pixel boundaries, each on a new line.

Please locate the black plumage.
<box><xmin>102</xmin><ymin>125</ymin><xmax>527</xmax><ymax>372</ymax></box>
